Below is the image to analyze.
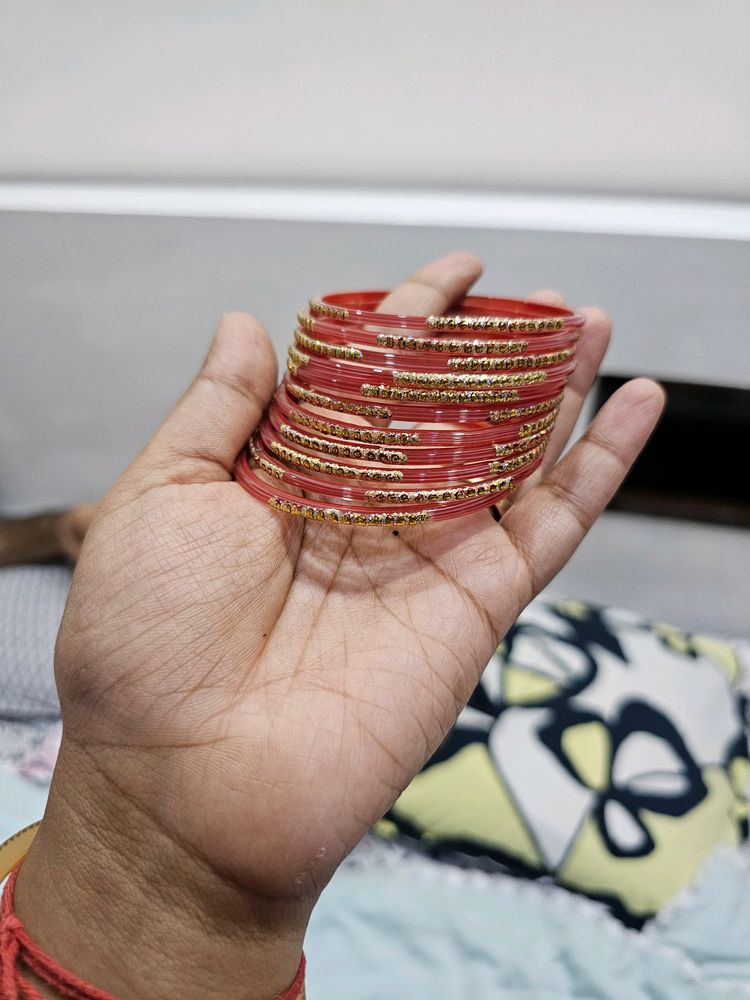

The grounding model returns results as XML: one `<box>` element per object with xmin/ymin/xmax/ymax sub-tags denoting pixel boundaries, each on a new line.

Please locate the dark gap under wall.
<box><xmin>593</xmin><ymin>376</ymin><xmax>750</xmax><ymax>527</ymax></box>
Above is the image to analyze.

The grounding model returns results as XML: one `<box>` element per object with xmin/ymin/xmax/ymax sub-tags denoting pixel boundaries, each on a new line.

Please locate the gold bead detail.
<box><xmin>361</xmin><ymin>384</ymin><xmax>520</xmax><ymax>404</ymax></box>
<box><xmin>493</xmin><ymin>429</ymin><xmax>550</xmax><ymax>457</ymax></box>
<box><xmin>308</xmin><ymin>298</ymin><xmax>349</xmax><ymax>320</ymax></box>
<box><xmin>268</xmin><ymin>495</ymin><xmax>430</xmax><ymax>526</ymax></box>
<box><xmin>249</xmin><ymin>438</ymin><xmax>285</xmax><ymax>479</ymax></box>
<box><xmin>488</xmin><ymin>394</ymin><xmax>564</xmax><ymax>423</ymax></box>
<box><xmin>279</xmin><ymin>423</ymin><xmax>407</xmax><ymax>464</ymax></box>
<box><xmin>426</xmin><ymin>315</ymin><xmax>565</xmax><ymax>332</ymax></box>
<box><xmin>296</xmin><ymin>311</ymin><xmax>315</xmax><ymax>332</ymax></box>
<box><xmin>376</xmin><ymin>333</ymin><xmax>529</xmax><ymax>355</ymax></box>
<box><xmin>289</xmin><ymin>411</ymin><xmax>420</xmax><ymax>445</ymax></box>
<box><xmin>364</xmin><ymin>476</ymin><xmax>515</xmax><ymax>505</ymax></box>
<box><xmin>294</xmin><ymin>329</ymin><xmax>363</xmax><ymax>361</ymax></box>
<box><xmin>488</xmin><ymin>442</ymin><xmax>546</xmax><ymax>474</ymax></box>
<box><xmin>519</xmin><ymin>409</ymin><xmax>560</xmax><ymax>436</ymax></box>
<box><xmin>268</xmin><ymin>439</ymin><xmax>404</xmax><ymax>481</ymax></box>
<box><xmin>448</xmin><ymin>349</ymin><xmax>573</xmax><ymax>371</ymax></box>
<box><xmin>286</xmin><ymin>381</ymin><xmax>391</xmax><ymax>419</ymax></box>
<box><xmin>391</xmin><ymin>370</ymin><xmax>547</xmax><ymax>388</ymax></box>
<box><xmin>286</xmin><ymin>346</ymin><xmax>311</xmax><ymax>375</ymax></box>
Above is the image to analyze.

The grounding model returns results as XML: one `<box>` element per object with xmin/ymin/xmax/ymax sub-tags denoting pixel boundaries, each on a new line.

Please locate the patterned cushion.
<box><xmin>378</xmin><ymin>599</ymin><xmax>749</xmax><ymax>926</ymax></box>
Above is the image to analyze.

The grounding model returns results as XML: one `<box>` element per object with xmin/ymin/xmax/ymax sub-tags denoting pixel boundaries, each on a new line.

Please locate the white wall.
<box><xmin>2</xmin><ymin>0</ymin><xmax>749</xmax><ymax>197</ymax></box>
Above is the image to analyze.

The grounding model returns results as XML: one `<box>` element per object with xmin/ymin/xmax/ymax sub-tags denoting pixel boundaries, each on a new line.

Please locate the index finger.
<box><xmin>377</xmin><ymin>252</ymin><xmax>484</xmax><ymax>317</ymax></box>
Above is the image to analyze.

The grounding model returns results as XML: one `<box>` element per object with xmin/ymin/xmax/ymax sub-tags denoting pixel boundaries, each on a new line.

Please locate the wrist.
<box><xmin>13</xmin><ymin>739</ymin><xmax>309</xmax><ymax>1000</ymax></box>
<box><xmin>0</xmin><ymin>513</ymin><xmax>61</xmax><ymax>566</ymax></box>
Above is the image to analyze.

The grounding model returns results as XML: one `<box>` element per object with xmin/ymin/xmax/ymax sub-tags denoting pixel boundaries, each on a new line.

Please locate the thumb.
<box><xmin>127</xmin><ymin>311</ymin><xmax>278</xmax><ymax>491</ymax></box>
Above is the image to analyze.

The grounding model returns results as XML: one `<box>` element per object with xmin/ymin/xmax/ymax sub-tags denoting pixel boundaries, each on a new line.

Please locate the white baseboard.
<box><xmin>1</xmin><ymin>182</ymin><xmax>749</xmax><ymax>242</ymax></box>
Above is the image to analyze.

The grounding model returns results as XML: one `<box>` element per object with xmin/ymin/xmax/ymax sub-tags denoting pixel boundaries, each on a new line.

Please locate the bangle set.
<box><xmin>234</xmin><ymin>291</ymin><xmax>583</xmax><ymax>526</ymax></box>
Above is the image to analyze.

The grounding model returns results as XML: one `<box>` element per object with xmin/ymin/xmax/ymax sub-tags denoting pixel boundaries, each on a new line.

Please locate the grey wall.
<box><xmin>2</xmin><ymin>209</ymin><xmax>748</xmax><ymax>513</ymax></box>
<box><xmin>2</xmin><ymin>1</ymin><xmax>749</xmax><ymax>198</ymax></box>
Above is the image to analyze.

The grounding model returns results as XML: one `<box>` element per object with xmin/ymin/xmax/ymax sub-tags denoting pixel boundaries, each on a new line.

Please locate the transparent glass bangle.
<box><xmin>274</xmin><ymin>382</ymin><xmax>560</xmax><ymax>448</ymax></box>
<box><xmin>309</xmin><ymin>292</ymin><xmax>584</xmax><ymax>333</ymax></box>
<box><xmin>256</xmin><ymin>418</ymin><xmax>547</xmax><ymax>486</ymax></box>
<box><xmin>286</xmin><ymin>344</ymin><xmax>576</xmax><ymax>390</ymax></box>
<box><xmin>284</xmin><ymin>373</ymin><xmax>566</xmax><ymax>423</ymax></box>
<box><xmin>234</xmin><ymin>448</ymin><xmax>541</xmax><ymax>524</ymax></box>
<box><xmin>293</xmin><ymin>320</ymin><xmax>580</xmax><ymax>362</ymax></box>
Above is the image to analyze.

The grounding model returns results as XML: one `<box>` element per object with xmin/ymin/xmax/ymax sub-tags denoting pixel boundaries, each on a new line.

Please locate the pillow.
<box><xmin>0</xmin><ymin>565</ymin><xmax>69</xmax><ymax>719</ymax></box>
<box><xmin>378</xmin><ymin>599</ymin><xmax>749</xmax><ymax>927</ymax></box>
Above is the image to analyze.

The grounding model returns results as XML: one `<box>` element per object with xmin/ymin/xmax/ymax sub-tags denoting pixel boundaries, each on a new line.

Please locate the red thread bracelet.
<box><xmin>1</xmin><ymin>865</ymin><xmax>117</xmax><ymax>1000</ymax></box>
<box><xmin>0</xmin><ymin>864</ymin><xmax>307</xmax><ymax>1000</ymax></box>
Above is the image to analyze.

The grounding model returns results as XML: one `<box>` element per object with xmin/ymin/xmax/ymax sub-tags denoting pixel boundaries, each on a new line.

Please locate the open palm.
<box><xmin>50</xmin><ymin>253</ymin><xmax>663</xmax><ymax>913</ymax></box>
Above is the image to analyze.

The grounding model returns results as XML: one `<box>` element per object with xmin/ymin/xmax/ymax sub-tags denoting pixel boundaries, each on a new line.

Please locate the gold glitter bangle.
<box><xmin>286</xmin><ymin>381</ymin><xmax>392</xmax><ymax>419</ymax></box>
<box><xmin>268</xmin><ymin>439</ymin><xmax>404</xmax><ymax>481</ymax></box>
<box><xmin>390</xmin><ymin>370</ymin><xmax>547</xmax><ymax>389</ymax></box>
<box><xmin>487</xmin><ymin>394</ymin><xmax>564</xmax><ymax>423</ymax></box>
<box><xmin>268</xmin><ymin>496</ymin><xmax>430</xmax><ymax>526</ymax></box>
<box><xmin>447</xmin><ymin>349</ymin><xmax>573</xmax><ymax>371</ymax></box>
<box><xmin>493</xmin><ymin>429</ymin><xmax>550</xmax><ymax>457</ymax></box>
<box><xmin>376</xmin><ymin>333</ymin><xmax>529</xmax><ymax>355</ymax></box>
<box><xmin>488</xmin><ymin>442</ymin><xmax>546</xmax><ymax>474</ymax></box>
<box><xmin>519</xmin><ymin>409</ymin><xmax>560</xmax><ymax>436</ymax></box>
<box><xmin>361</xmin><ymin>384</ymin><xmax>520</xmax><ymax>404</ymax></box>
<box><xmin>309</xmin><ymin>298</ymin><xmax>349</xmax><ymax>320</ymax></box>
<box><xmin>364</xmin><ymin>476</ymin><xmax>515</xmax><ymax>505</ymax></box>
<box><xmin>287</xmin><ymin>346</ymin><xmax>311</xmax><ymax>376</ymax></box>
<box><xmin>249</xmin><ymin>438</ymin><xmax>286</xmax><ymax>480</ymax></box>
<box><xmin>427</xmin><ymin>315</ymin><xmax>565</xmax><ymax>332</ymax></box>
<box><xmin>279</xmin><ymin>423</ymin><xmax>408</xmax><ymax>464</ymax></box>
<box><xmin>294</xmin><ymin>329</ymin><xmax>364</xmax><ymax>361</ymax></box>
<box><xmin>288</xmin><ymin>410</ymin><xmax>420</xmax><ymax>446</ymax></box>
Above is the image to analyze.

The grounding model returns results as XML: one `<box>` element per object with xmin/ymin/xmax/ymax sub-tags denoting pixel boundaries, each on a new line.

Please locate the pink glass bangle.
<box><xmin>243</xmin><ymin>447</ymin><xmax>541</xmax><ymax>510</ymax></box>
<box><xmin>290</xmin><ymin>363</ymin><xmax>568</xmax><ymax>401</ymax></box>
<box><xmin>234</xmin><ymin>449</ymin><xmax>541</xmax><ymax>524</ymax></box>
<box><xmin>287</xmin><ymin>353</ymin><xmax>573</xmax><ymax>399</ymax></box>
<box><xmin>285</xmin><ymin>373</ymin><xmax>566</xmax><ymax>424</ymax></box>
<box><xmin>296</xmin><ymin>313</ymin><xmax>581</xmax><ymax>355</ymax></box>
<box><xmin>288</xmin><ymin>343</ymin><xmax>576</xmax><ymax>384</ymax></box>
<box><xmin>274</xmin><ymin>382</ymin><xmax>560</xmax><ymax>448</ymax></box>
<box><xmin>266</xmin><ymin>402</ymin><xmax>551</xmax><ymax>465</ymax></box>
<box><xmin>250</xmin><ymin>430</ymin><xmax>543</xmax><ymax>502</ymax></box>
<box><xmin>293</xmin><ymin>328</ymin><xmax>576</xmax><ymax>373</ymax></box>
<box><xmin>233</xmin><ymin>287</ymin><xmax>580</xmax><ymax>527</ymax></box>
<box><xmin>309</xmin><ymin>292</ymin><xmax>584</xmax><ymax>332</ymax></box>
<box><xmin>256</xmin><ymin>418</ymin><xmax>547</xmax><ymax>485</ymax></box>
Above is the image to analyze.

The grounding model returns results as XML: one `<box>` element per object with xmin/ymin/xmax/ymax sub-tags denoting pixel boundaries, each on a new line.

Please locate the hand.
<box><xmin>16</xmin><ymin>253</ymin><xmax>664</xmax><ymax>999</ymax></box>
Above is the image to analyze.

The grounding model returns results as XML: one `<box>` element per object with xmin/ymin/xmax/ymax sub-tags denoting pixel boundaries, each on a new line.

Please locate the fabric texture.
<box><xmin>2</xmin><ymin>567</ymin><xmax>750</xmax><ymax>996</ymax></box>
<box><xmin>0</xmin><ymin>566</ymin><xmax>70</xmax><ymax>720</ymax></box>
<box><xmin>379</xmin><ymin>598</ymin><xmax>750</xmax><ymax>925</ymax></box>
<box><xmin>305</xmin><ymin>837</ymin><xmax>750</xmax><ymax>999</ymax></box>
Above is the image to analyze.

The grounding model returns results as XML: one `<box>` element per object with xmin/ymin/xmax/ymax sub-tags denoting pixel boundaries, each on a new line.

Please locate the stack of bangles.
<box><xmin>233</xmin><ymin>291</ymin><xmax>584</xmax><ymax>526</ymax></box>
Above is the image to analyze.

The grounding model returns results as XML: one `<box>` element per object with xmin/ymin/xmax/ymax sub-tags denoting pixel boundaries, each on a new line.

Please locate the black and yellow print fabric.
<box><xmin>377</xmin><ymin>601</ymin><xmax>749</xmax><ymax>927</ymax></box>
